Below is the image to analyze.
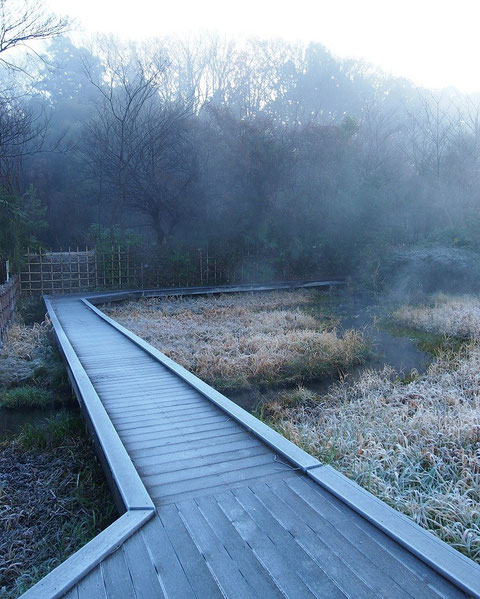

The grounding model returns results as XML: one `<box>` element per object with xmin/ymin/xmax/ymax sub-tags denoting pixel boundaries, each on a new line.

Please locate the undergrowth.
<box><xmin>0</xmin><ymin>386</ymin><xmax>54</xmax><ymax>409</ymax></box>
<box><xmin>0</xmin><ymin>413</ymin><xmax>116</xmax><ymax>598</ymax></box>
<box><xmin>391</xmin><ymin>294</ymin><xmax>480</xmax><ymax>340</ymax></box>
<box><xmin>0</xmin><ymin>321</ymin><xmax>70</xmax><ymax>398</ymax></box>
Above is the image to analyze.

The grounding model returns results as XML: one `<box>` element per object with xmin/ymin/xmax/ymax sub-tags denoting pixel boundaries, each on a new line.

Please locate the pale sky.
<box><xmin>46</xmin><ymin>0</ymin><xmax>480</xmax><ymax>93</ymax></box>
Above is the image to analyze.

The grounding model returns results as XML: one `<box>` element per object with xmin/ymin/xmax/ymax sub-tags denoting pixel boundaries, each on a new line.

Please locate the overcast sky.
<box><xmin>46</xmin><ymin>0</ymin><xmax>480</xmax><ymax>93</ymax></box>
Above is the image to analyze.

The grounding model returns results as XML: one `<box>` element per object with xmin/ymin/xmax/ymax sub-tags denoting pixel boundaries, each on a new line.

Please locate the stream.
<box><xmin>229</xmin><ymin>291</ymin><xmax>430</xmax><ymax>412</ymax></box>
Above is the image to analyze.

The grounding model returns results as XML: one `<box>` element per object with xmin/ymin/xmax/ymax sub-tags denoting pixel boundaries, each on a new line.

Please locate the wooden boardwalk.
<box><xmin>21</xmin><ymin>283</ymin><xmax>480</xmax><ymax>599</ymax></box>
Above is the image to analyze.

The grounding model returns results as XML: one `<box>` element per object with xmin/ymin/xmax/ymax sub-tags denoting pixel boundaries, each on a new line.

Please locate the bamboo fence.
<box><xmin>0</xmin><ymin>275</ymin><xmax>19</xmax><ymax>341</ymax></box>
<box><xmin>19</xmin><ymin>246</ymin><xmax>324</xmax><ymax>295</ymax></box>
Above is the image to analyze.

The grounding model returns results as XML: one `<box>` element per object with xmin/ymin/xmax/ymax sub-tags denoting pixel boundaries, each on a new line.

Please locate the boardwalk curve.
<box><xmin>20</xmin><ymin>281</ymin><xmax>480</xmax><ymax>599</ymax></box>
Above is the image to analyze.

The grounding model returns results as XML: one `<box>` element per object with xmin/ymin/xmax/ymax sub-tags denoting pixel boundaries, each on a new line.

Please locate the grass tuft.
<box><xmin>105</xmin><ymin>291</ymin><xmax>368</xmax><ymax>390</ymax></box>
<box><xmin>0</xmin><ymin>385</ymin><xmax>54</xmax><ymax>409</ymax></box>
<box><xmin>0</xmin><ymin>321</ymin><xmax>70</xmax><ymax>393</ymax></box>
<box><xmin>391</xmin><ymin>294</ymin><xmax>480</xmax><ymax>339</ymax></box>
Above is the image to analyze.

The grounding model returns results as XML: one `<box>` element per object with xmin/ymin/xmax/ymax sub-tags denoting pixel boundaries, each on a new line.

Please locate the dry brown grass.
<box><xmin>106</xmin><ymin>291</ymin><xmax>367</xmax><ymax>390</ymax></box>
<box><xmin>392</xmin><ymin>294</ymin><xmax>480</xmax><ymax>339</ymax></box>
<box><xmin>261</xmin><ymin>343</ymin><xmax>480</xmax><ymax>562</ymax></box>
<box><xmin>1</xmin><ymin>321</ymin><xmax>49</xmax><ymax>359</ymax></box>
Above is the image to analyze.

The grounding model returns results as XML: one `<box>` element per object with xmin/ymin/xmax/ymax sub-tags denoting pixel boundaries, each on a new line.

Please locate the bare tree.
<box><xmin>82</xmin><ymin>40</ymin><xmax>197</xmax><ymax>244</ymax></box>
<box><xmin>403</xmin><ymin>91</ymin><xmax>458</xmax><ymax>179</ymax></box>
<box><xmin>0</xmin><ymin>0</ymin><xmax>69</xmax><ymax>70</ymax></box>
<box><xmin>0</xmin><ymin>0</ymin><xmax>69</xmax><ymax>194</ymax></box>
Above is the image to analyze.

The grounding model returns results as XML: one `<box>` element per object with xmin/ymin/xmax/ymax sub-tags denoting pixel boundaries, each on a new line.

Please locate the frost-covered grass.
<box><xmin>0</xmin><ymin>414</ymin><xmax>116</xmax><ymax>598</ymax></box>
<box><xmin>105</xmin><ymin>291</ymin><xmax>367</xmax><ymax>390</ymax></box>
<box><xmin>392</xmin><ymin>294</ymin><xmax>480</xmax><ymax>339</ymax></box>
<box><xmin>260</xmin><ymin>343</ymin><xmax>480</xmax><ymax>563</ymax></box>
<box><xmin>0</xmin><ymin>385</ymin><xmax>53</xmax><ymax>409</ymax></box>
<box><xmin>0</xmin><ymin>320</ymin><xmax>69</xmax><ymax>393</ymax></box>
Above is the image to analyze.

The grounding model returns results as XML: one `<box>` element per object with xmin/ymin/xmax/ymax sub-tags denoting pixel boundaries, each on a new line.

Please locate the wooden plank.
<box><xmin>232</xmin><ymin>486</ymin><xmax>349</xmax><ymax>599</ymax></box>
<box><xmin>176</xmin><ymin>499</ymin><xmax>261</xmax><ymax>598</ymax></box>
<box><xmin>215</xmin><ymin>490</ymin><xmax>317</xmax><ymax>599</ymax></box>
<box><xmin>95</xmin><ymin>388</ymin><xmax>200</xmax><ymax>403</ymax></box>
<box><xmin>101</xmin><ymin>393</ymin><xmax>200</xmax><ymax>407</ymax></box>
<box><xmin>278</xmin><ymin>478</ymin><xmax>431</xmax><ymax>599</ymax></box>
<box><xmin>140</xmin><ymin>516</ymin><xmax>197</xmax><ymax>599</ymax></box>
<box><xmin>113</xmin><ymin>409</ymin><xmax>215</xmax><ymax>430</ymax></box>
<box><xmin>119</xmin><ymin>414</ymin><xmax>231</xmax><ymax>439</ymax></box>
<box><xmin>94</xmin><ymin>379</ymin><xmax>193</xmax><ymax>392</ymax></box>
<box><xmin>101</xmin><ymin>549</ymin><xmax>136</xmax><ymax>599</ymax></box>
<box><xmin>111</xmin><ymin>402</ymin><xmax>209</xmax><ymax>422</ymax></box>
<box><xmin>281</xmin><ymin>477</ymin><xmax>464</xmax><ymax>599</ymax></box>
<box><xmin>116</xmin><ymin>416</ymin><xmax>229</xmax><ymax>437</ymax></box>
<box><xmin>252</xmin><ymin>482</ymin><xmax>385</xmax><ymax>599</ymax></box>
<box><xmin>129</xmin><ymin>431</ymin><xmax>250</xmax><ymax>462</ymax></box>
<box><xmin>120</xmin><ymin>416</ymin><xmax>232</xmax><ymax>444</ymax></box>
<box><xmin>153</xmin><ymin>470</ymin><xmax>299</xmax><ymax>506</ymax></box>
<box><xmin>93</xmin><ymin>379</ymin><xmax>192</xmax><ymax>392</ymax></box>
<box><xmin>102</xmin><ymin>390</ymin><xmax>201</xmax><ymax>406</ymax></box>
<box><xmin>122</xmin><ymin>532</ymin><xmax>166</xmax><ymax>599</ymax></box>
<box><xmin>141</xmin><ymin>446</ymin><xmax>272</xmax><ymax>481</ymax></box>
<box><xmin>127</xmin><ymin>428</ymin><xmax>247</xmax><ymax>459</ymax></box>
<box><xmin>76</xmin><ymin>567</ymin><xmax>106</xmax><ymax>599</ymax></box>
<box><xmin>149</xmin><ymin>460</ymin><xmax>295</xmax><ymax>500</ymax></box>
<box><xmin>90</xmin><ymin>370</ymin><xmax>171</xmax><ymax>382</ymax></box>
<box><xmin>148</xmin><ymin>458</ymin><xmax>286</xmax><ymax>489</ymax></box>
<box><xmin>194</xmin><ymin>495</ymin><xmax>286</xmax><ymax>599</ymax></box>
<box><xmin>158</xmin><ymin>504</ymin><xmax>225</xmax><ymax>598</ymax></box>
<box><xmin>137</xmin><ymin>438</ymin><xmax>263</xmax><ymax>475</ymax></box>
<box><xmin>122</xmin><ymin>421</ymin><xmax>240</xmax><ymax>452</ymax></box>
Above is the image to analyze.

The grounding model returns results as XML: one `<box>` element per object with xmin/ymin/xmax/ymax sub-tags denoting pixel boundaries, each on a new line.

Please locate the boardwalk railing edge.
<box><xmin>82</xmin><ymin>289</ymin><xmax>480</xmax><ymax>599</ymax></box>
<box><xmin>19</xmin><ymin>298</ymin><xmax>156</xmax><ymax>599</ymax></box>
<box><xmin>85</xmin><ymin>279</ymin><xmax>346</xmax><ymax>304</ymax></box>
<box><xmin>20</xmin><ymin>510</ymin><xmax>152</xmax><ymax>599</ymax></box>
<box><xmin>82</xmin><ymin>298</ymin><xmax>322</xmax><ymax>472</ymax></box>
<box><xmin>309</xmin><ymin>466</ymin><xmax>480</xmax><ymax>598</ymax></box>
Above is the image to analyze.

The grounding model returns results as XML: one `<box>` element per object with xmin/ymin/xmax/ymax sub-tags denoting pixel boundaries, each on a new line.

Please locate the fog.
<box><xmin>3</xmin><ymin>0</ymin><xmax>480</xmax><ymax>292</ymax></box>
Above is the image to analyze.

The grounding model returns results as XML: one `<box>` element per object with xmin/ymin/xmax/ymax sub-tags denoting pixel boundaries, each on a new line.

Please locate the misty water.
<box><xmin>229</xmin><ymin>292</ymin><xmax>430</xmax><ymax>412</ymax></box>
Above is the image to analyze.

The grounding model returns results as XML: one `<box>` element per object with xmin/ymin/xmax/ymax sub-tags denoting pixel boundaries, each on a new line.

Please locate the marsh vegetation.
<box><xmin>105</xmin><ymin>290</ymin><xmax>368</xmax><ymax>391</ymax></box>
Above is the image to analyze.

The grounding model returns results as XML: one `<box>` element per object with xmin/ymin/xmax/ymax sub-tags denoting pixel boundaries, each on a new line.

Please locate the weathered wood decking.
<box><xmin>21</xmin><ymin>282</ymin><xmax>480</xmax><ymax>599</ymax></box>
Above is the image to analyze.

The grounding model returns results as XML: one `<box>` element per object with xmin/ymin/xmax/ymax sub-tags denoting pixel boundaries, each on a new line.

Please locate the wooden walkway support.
<box><xmin>20</xmin><ymin>282</ymin><xmax>480</xmax><ymax>599</ymax></box>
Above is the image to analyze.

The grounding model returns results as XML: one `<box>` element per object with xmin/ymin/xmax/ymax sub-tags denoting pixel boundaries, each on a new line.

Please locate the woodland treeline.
<box><xmin>3</xmin><ymin>10</ymin><xmax>480</xmax><ymax>281</ymax></box>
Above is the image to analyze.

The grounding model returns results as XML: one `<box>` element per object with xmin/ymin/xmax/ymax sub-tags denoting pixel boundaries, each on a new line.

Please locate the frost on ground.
<box><xmin>392</xmin><ymin>294</ymin><xmax>480</xmax><ymax>338</ymax></box>
<box><xmin>105</xmin><ymin>291</ymin><xmax>366</xmax><ymax>390</ymax></box>
<box><xmin>0</xmin><ymin>322</ymin><xmax>51</xmax><ymax>387</ymax></box>
<box><xmin>263</xmin><ymin>334</ymin><xmax>480</xmax><ymax>562</ymax></box>
<box><xmin>0</xmin><ymin>415</ymin><xmax>115</xmax><ymax>598</ymax></box>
